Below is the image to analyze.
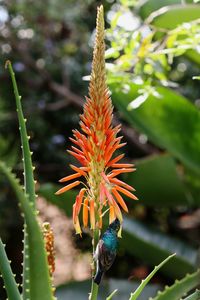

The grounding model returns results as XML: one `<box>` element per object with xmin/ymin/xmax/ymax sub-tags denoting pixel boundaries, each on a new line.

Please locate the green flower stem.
<box><xmin>0</xmin><ymin>239</ymin><xmax>22</xmax><ymax>300</ymax></box>
<box><xmin>90</xmin><ymin>281</ymin><xmax>99</xmax><ymax>300</ymax></box>
<box><xmin>89</xmin><ymin>228</ymin><xmax>100</xmax><ymax>300</ymax></box>
<box><xmin>6</xmin><ymin>60</ymin><xmax>36</xmax><ymax>300</ymax></box>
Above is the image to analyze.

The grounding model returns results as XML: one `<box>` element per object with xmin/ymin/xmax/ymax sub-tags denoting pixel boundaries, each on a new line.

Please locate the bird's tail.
<box><xmin>94</xmin><ymin>269</ymin><xmax>104</xmax><ymax>285</ymax></box>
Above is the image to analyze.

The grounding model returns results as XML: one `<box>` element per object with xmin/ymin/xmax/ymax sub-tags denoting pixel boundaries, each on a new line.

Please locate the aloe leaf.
<box><xmin>106</xmin><ymin>289</ymin><xmax>118</xmax><ymax>300</ymax></box>
<box><xmin>138</xmin><ymin>0</ymin><xmax>193</xmax><ymax>20</ymax></box>
<box><xmin>183</xmin><ymin>290</ymin><xmax>200</xmax><ymax>300</ymax></box>
<box><xmin>0</xmin><ymin>161</ymin><xmax>55</xmax><ymax>300</ymax></box>
<box><xmin>150</xmin><ymin>269</ymin><xmax>200</xmax><ymax>300</ymax></box>
<box><xmin>0</xmin><ymin>238</ymin><xmax>22</xmax><ymax>300</ymax></box>
<box><xmin>129</xmin><ymin>253</ymin><xmax>176</xmax><ymax>300</ymax></box>
<box><xmin>125</xmin><ymin>154</ymin><xmax>190</xmax><ymax>207</ymax></box>
<box><xmin>6</xmin><ymin>60</ymin><xmax>36</xmax><ymax>299</ymax></box>
<box><xmin>6</xmin><ymin>61</ymin><xmax>35</xmax><ymax>204</ymax></box>
<box><xmin>122</xmin><ymin>218</ymin><xmax>196</xmax><ymax>279</ymax></box>
<box><xmin>146</xmin><ymin>4</ymin><xmax>200</xmax><ymax>30</ymax></box>
<box><xmin>110</xmin><ymin>78</ymin><xmax>200</xmax><ymax>175</ymax></box>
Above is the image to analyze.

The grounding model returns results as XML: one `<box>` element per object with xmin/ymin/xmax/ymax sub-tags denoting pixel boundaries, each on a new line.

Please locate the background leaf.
<box><xmin>147</xmin><ymin>4</ymin><xmax>200</xmax><ymax>29</ymax></box>
<box><xmin>110</xmin><ymin>79</ymin><xmax>200</xmax><ymax>176</ymax></box>
<box><xmin>124</xmin><ymin>154</ymin><xmax>190</xmax><ymax>207</ymax></box>
<box><xmin>138</xmin><ymin>0</ymin><xmax>193</xmax><ymax>20</ymax></box>
<box><xmin>38</xmin><ymin>183</ymin><xmax>77</xmax><ymax>216</ymax></box>
<box><xmin>121</xmin><ymin>217</ymin><xmax>196</xmax><ymax>279</ymax></box>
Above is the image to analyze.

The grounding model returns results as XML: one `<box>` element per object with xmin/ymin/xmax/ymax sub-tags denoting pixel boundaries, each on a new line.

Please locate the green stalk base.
<box><xmin>89</xmin><ymin>281</ymin><xmax>99</xmax><ymax>300</ymax></box>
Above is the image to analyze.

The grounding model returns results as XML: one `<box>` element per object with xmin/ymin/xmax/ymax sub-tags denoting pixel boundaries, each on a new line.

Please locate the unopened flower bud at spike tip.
<box><xmin>56</xmin><ymin>5</ymin><xmax>138</xmax><ymax>233</ymax></box>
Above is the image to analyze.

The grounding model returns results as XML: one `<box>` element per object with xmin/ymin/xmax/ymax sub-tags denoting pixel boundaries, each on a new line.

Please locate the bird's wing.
<box><xmin>98</xmin><ymin>240</ymin><xmax>116</xmax><ymax>272</ymax></box>
<box><xmin>94</xmin><ymin>239</ymin><xmax>103</xmax><ymax>261</ymax></box>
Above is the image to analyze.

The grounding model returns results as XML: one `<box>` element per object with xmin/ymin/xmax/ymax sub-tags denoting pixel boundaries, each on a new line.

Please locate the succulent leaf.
<box><xmin>150</xmin><ymin>269</ymin><xmax>200</xmax><ymax>300</ymax></box>
<box><xmin>0</xmin><ymin>161</ymin><xmax>55</xmax><ymax>300</ymax></box>
<box><xmin>6</xmin><ymin>60</ymin><xmax>36</xmax><ymax>299</ymax></box>
<box><xmin>129</xmin><ymin>253</ymin><xmax>176</xmax><ymax>300</ymax></box>
<box><xmin>0</xmin><ymin>238</ymin><xmax>22</xmax><ymax>300</ymax></box>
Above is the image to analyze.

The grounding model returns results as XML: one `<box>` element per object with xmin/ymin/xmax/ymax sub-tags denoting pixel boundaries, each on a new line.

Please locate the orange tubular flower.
<box><xmin>56</xmin><ymin>5</ymin><xmax>138</xmax><ymax>234</ymax></box>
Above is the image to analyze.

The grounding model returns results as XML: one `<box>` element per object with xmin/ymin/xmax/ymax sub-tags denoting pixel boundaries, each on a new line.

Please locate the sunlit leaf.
<box><xmin>147</xmin><ymin>4</ymin><xmax>200</xmax><ymax>29</ymax></box>
<box><xmin>138</xmin><ymin>0</ymin><xmax>193</xmax><ymax>20</ymax></box>
<box><xmin>110</xmin><ymin>78</ymin><xmax>200</xmax><ymax>175</ymax></box>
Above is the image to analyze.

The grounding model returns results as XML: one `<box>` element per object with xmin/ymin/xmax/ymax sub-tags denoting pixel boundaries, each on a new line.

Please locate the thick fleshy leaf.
<box><xmin>0</xmin><ymin>162</ymin><xmax>54</xmax><ymax>300</ymax></box>
<box><xmin>183</xmin><ymin>290</ymin><xmax>200</xmax><ymax>300</ymax></box>
<box><xmin>110</xmin><ymin>79</ymin><xmax>200</xmax><ymax>175</ymax></box>
<box><xmin>146</xmin><ymin>4</ymin><xmax>200</xmax><ymax>30</ymax></box>
<box><xmin>0</xmin><ymin>239</ymin><xmax>21</xmax><ymax>300</ymax></box>
<box><xmin>138</xmin><ymin>0</ymin><xmax>193</xmax><ymax>20</ymax></box>
<box><xmin>106</xmin><ymin>289</ymin><xmax>118</xmax><ymax>300</ymax></box>
<box><xmin>7</xmin><ymin>61</ymin><xmax>37</xmax><ymax>300</ymax></box>
<box><xmin>108</xmin><ymin>279</ymin><xmax>160</xmax><ymax>300</ymax></box>
<box><xmin>124</xmin><ymin>154</ymin><xmax>190</xmax><ymax>207</ymax></box>
<box><xmin>129</xmin><ymin>254</ymin><xmax>176</xmax><ymax>300</ymax></box>
<box><xmin>151</xmin><ymin>269</ymin><xmax>200</xmax><ymax>300</ymax></box>
<box><xmin>121</xmin><ymin>217</ymin><xmax>196</xmax><ymax>279</ymax></box>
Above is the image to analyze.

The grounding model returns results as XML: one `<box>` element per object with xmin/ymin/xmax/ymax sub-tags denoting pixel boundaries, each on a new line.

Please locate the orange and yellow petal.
<box><xmin>115</xmin><ymin>185</ymin><xmax>138</xmax><ymax>200</ymax></box>
<box><xmin>109</xmin><ymin>205</ymin><xmax>116</xmax><ymax>223</ymax></box>
<box><xmin>112</xmin><ymin>187</ymin><xmax>128</xmax><ymax>212</ymax></box>
<box><xmin>112</xmin><ymin>201</ymin><xmax>123</xmax><ymax>222</ymax></box>
<box><xmin>90</xmin><ymin>200</ymin><xmax>95</xmax><ymax>229</ymax></box>
<box><xmin>83</xmin><ymin>198</ymin><xmax>89</xmax><ymax>227</ymax></box>
<box><xmin>109</xmin><ymin>177</ymin><xmax>135</xmax><ymax>191</ymax></box>
<box><xmin>70</xmin><ymin>164</ymin><xmax>87</xmax><ymax>177</ymax></box>
<box><xmin>106</xmin><ymin>153</ymin><xmax>124</xmax><ymax>167</ymax></box>
<box><xmin>74</xmin><ymin>188</ymin><xmax>86</xmax><ymax>218</ymax></box>
<box><xmin>55</xmin><ymin>181</ymin><xmax>80</xmax><ymax>195</ymax></box>
<box><xmin>59</xmin><ymin>172</ymin><xmax>82</xmax><ymax>182</ymax></box>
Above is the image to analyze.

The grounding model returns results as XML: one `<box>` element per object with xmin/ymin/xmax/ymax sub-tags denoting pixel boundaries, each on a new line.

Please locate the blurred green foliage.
<box><xmin>1</xmin><ymin>0</ymin><xmax>200</xmax><ymax>299</ymax></box>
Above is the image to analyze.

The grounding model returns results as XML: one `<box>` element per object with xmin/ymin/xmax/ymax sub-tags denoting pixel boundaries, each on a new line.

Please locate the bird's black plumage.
<box><xmin>94</xmin><ymin>219</ymin><xmax>120</xmax><ymax>285</ymax></box>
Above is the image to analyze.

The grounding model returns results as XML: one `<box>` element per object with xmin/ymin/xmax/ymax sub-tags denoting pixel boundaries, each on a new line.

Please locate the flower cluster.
<box><xmin>42</xmin><ymin>222</ymin><xmax>55</xmax><ymax>276</ymax></box>
<box><xmin>56</xmin><ymin>6</ymin><xmax>137</xmax><ymax>234</ymax></box>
